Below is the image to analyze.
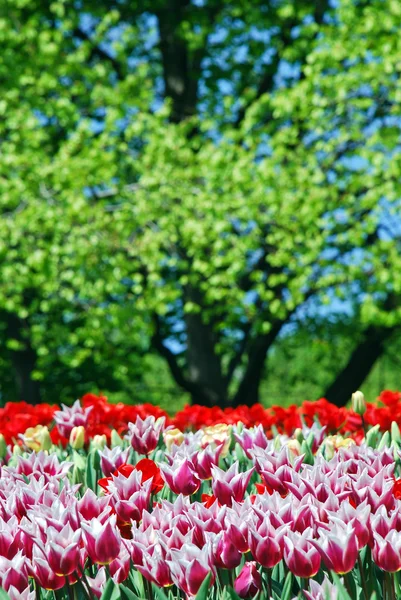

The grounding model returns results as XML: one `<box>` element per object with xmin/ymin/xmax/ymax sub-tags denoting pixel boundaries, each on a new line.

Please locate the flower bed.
<box><xmin>1</xmin><ymin>391</ymin><xmax>401</xmax><ymax>599</ymax></box>
<box><xmin>1</xmin><ymin>389</ymin><xmax>400</xmax><ymax>445</ymax></box>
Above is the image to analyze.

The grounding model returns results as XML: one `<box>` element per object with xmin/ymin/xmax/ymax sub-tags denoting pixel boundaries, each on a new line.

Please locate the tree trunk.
<box><xmin>156</xmin><ymin>1</ymin><xmax>200</xmax><ymax>123</ymax></box>
<box><xmin>6</xmin><ymin>314</ymin><xmax>41</xmax><ymax>404</ymax></box>
<box><xmin>231</xmin><ymin>322</ymin><xmax>284</xmax><ymax>407</ymax></box>
<box><xmin>184</xmin><ymin>288</ymin><xmax>228</xmax><ymax>407</ymax></box>
<box><xmin>323</xmin><ymin>325</ymin><xmax>393</xmax><ymax>408</ymax></box>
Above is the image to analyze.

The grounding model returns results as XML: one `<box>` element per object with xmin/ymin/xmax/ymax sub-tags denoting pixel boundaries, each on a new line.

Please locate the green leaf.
<box><xmin>329</xmin><ymin>573</ymin><xmax>353</xmax><ymax>600</ymax></box>
<box><xmin>224</xmin><ymin>588</ymin><xmax>242</xmax><ymax>600</ymax></box>
<box><xmin>0</xmin><ymin>589</ymin><xmax>11</xmax><ymax>600</ymax></box>
<box><xmin>151</xmin><ymin>584</ymin><xmax>170</xmax><ymax>600</ymax></box>
<box><xmin>100</xmin><ymin>579</ymin><xmax>121</xmax><ymax>600</ymax></box>
<box><xmin>120</xmin><ymin>586</ymin><xmax>141</xmax><ymax>600</ymax></box>
<box><xmin>280</xmin><ymin>572</ymin><xmax>293</xmax><ymax>600</ymax></box>
<box><xmin>195</xmin><ymin>573</ymin><xmax>213</xmax><ymax>600</ymax></box>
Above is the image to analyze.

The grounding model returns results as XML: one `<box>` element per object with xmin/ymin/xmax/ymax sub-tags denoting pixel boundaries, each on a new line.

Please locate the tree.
<box><xmin>0</xmin><ymin>0</ymin><xmax>400</xmax><ymax>406</ymax></box>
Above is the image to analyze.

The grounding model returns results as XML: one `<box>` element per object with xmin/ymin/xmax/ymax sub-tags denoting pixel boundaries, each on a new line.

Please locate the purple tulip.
<box><xmin>373</xmin><ymin>530</ymin><xmax>401</xmax><ymax>572</ymax></box>
<box><xmin>208</xmin><ymin>531</ymin><xmax>242</xmax><ymax>570</ymax></box>
<box><xmin>82</xmin><ymin>515</ymin><xmax>121</xmax><ymax>565</ymax></box>
<box><xmin>77</xmin><ymin>489</ymin><xmax>110</xmax><ymax>521</ymax></box>
<box><xmin>311</xmin><ymin>522</ymin><xmax>359</xmax><ymax>574</ymax></box>
<box><xmin>234</xmin><ymin>562</ymin><xmax>262</xmax><ymax>598</ymax></box>
<box><xmin>370</xmin><ymin>505</ymin><xmax>398</xmax><ymax>539</ymax></box>
<box><xmin>99</xmin><ymin>447</ymin><xmax>130</xmax><ymax>477</ymax></box>
<box><xmin>303</xmin><ymin>575</ymin><xmax>341</xmax><ymax>600</ymax></box>
<box><xmin>85</xmin><ymin>567</ymin><xmax>106</xmax><ymax>599</ymax></box>
<box><xmin>15</xmin><ymin>452</ymin><xmax>73</xmax><ymax>482</ymax></box>
<box><xmin>54</xmin><ymin>400</ymin><xmax>93</xmax><ymax>438</ymax></box>
<box><xmin>234</xmin><ymin>424</ymin><xmax>270</xmax><ymax>459</ymax></box>
<box><xmin>28</xmin><ymin>546</ymin><xmax>66</xmax><ymax>591</ymax></box>
<box><xmin>109</xmin><ymin>545</ymin><xmax>131</xmax><ymax>584</ymax></box>
<box><xmin>211</xmin><ymin>462</ymin><xmax>254</xmax><ymax>507</ymax></box>
<box><xmin>6</xmin><ymin>585</ymin><xmax>34</xmax><ymax>600</ymax></box>
<box><xmin>160</xmin><ymin>458</ymin><xmax>201</xmax><ymax>496</ymax></box>
<box><xmin>45</xmin><ymin>524</ymin><xmax>81</xmax><ymax>576</ymax></box>
<box><xmin>135</xmin><ymin>546</ymin><xmax>173</xmax><ymax>588</ymax></box>
<box><xmin>191</xmin><ymin>444</ymin><xmax>224</xmax><ymax>480</ymax></box>
<box><xmin>283</xmin><ymin>529</ymin><xmax>321</xmax><ymax>577</ymax></box>
<box><xmin>108</xmin><ymin>469</ymin><xmax>152</xmax><ymax>524</ymax></box>
<box><xmin>328</xmin><ymin>502</ymin><xmax>371</xmax><ymax>549</ymax></box>
<box><xmin>128</xmin><ymin>415</ymin><xmax>165</xmax><ymax>456</ymax></box>
<box><xmin>248</xmin><ymin>525</ymin><xmax>285</xmax><ymax>569</ymax></box>
<box><xmin>168</xmin><ymin>546</ymin><xmax>213</xmax><ymax>597</ymax></box>
<box><xmin>0</xmin><ymin>552</ymin><xmax>29</xmax><ymax>594</ymax></box>
<box><xmin>0</xmin><ymin>515</ymin><xmax>22</xmax><ymax>559</ymax></box>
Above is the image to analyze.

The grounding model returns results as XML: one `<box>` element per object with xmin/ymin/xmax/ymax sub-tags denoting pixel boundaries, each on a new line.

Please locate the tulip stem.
<box><xmin>357</xmin><ymin>554</ymin><xmax>369</xmax><ymax>600</ymax></box>
<box><xmin>78</xmin><ymin>566</ymin><xmax>97</xmax><ymax>600</ymax></box>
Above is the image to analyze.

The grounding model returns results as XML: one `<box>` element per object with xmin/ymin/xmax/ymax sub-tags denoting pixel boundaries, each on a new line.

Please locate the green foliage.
<box><xmin>0</xmin><ymin>0</ymin><xmax>401</xmax><ymax>405</ymax></box>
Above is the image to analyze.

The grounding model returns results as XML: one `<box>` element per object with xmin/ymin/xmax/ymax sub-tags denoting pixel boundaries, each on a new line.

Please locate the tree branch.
<box><xmin>73</xmin><ymin>28</ymin><xmax>125</xmax><ymax>80</ymax></box>
<box><xmin>151</xmin><ymin>313</ymin><xmax>199</xmax><ymax>396</ymax></box>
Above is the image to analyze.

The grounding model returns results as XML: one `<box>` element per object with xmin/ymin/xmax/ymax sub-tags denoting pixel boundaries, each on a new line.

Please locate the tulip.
<box><xmin>208</xmin><ymin>531</ymin><xmax>242</xmax><ymax>570</ymax></box>
<box><xmin>248</xmin><ymin>524</ymin><xmax>285</xmax><ymax>569</ymax></box>
<box><xmin>191</xmin><ymin>444</ymin><xmax>224</xmax><ymax>480</ymax></box>
<box><xmin>234</xmin><ymin>562</ymin><xmax>262</xmax><ymax>598</ymax></box>
<box><xmin>45</xmin><ymin>524</ymin><xmax>81</xmax><ymax>576</ymax></box>
<box><xmin>69</xmin><ymin>426</ymin><xmax>85</xmax><ymax>450</ymax></box>
<box><xmin>160</xmin><ymin>458</ymin><xmax>201</xmax><ymax>496</ymax></box>
<box><xmin>211</xmin><ymin>462</ymin><xmax>254</xmax><ymax>507</ymax></box>
<box><xmin>6</xmin><ymin>585</ymin><xmax>34</xmax><ymax>600</ymax></box>
<box><xmin>85</xmin><ymin>567</ymin><xmax>106</xmax><ymax>599</ymax></box>
<box><xmin>234</xmin><ymin>424</ymin><xmax>270</xmax><ymax>459</ymax></box>
<box><xmin>0</xmin><ymin>552</ymin><xmax>29</xmax><ymax>594</ymax></box>
<box><xmin>82</xmin><ymin>515</ymin><xmax>121</xmax><ymax>565</ymax></box>
<box><xmin>54</xmin><ymin>400</ymin><xmax>93</xmax><ymax>438</ymax></box>
<box><xmin>135</xmin><ymin>458</ymin><xmax>164</xmax><ymax>493</ymax></box>
<box><xmin>311</xmin><ymin>522</ymin><xmax>359</xmax><ymax>574</ymax></box>
<box><xmin>109</xmin><ymin>545</ymin><xmax>131</xmax><ymax>584</ymax></box>
<box><xmin>0</xmin><ymin>515</ymin><xmax>22</xmax><ymax>559</ymax></box>
<box><xmin>0</xmin><ymin>434</ymin><xmax>7</xmax><ymax>459</ymax></box>
<box><xmin>107</xmin><ymin>469</ymin><xmax>152</xmax><ymax>524</ymax></box>
<box><xmin>99</xmin><ymin>447</ymin><xmax>130</xmax><ymax>477</ymax></box>
<box><xmin>201</xmin><ymin>424</ymin><xmax>231</xmax><ymax>457</ymax></box>
<box><xmin>372</xmin><ymin>530</ymin><xmax>401</xmax><ymax>572</ymax></box>
<box><xmin>163</xmin><ymin>427</ymin><xmax>185</xmax><ymax>451</ymax></box>
<box><xmin>21</xmin><ymin>425</ymin><xmax>52</xmax><ymax>452</ymax></box>
<box><xmin>92</xmin><ymin>435</ymin><xmax>107</xmax><ymax>450</ymax></box>
<box><xmin>303</xmin><ymin>575</ymin><xmax>341</xmax><ymax>600</ymax></box>
<box><xmin>283</xmin><ymin>529</ymin><xmax>321</xmax><ymax>577</ymax></box>
<box><xmin>128</xmin><ymin>415</ymin><xmax>165</xmax><ymax>455</ymax></box>
<box><xmin>28</xmin><ymin>545</ymin><xmax>66</xmax><ymax>591</ymax></box>
<box><xmin>352</xmin><ymin>390</ymin><xmax>366</xmax><ymax>416</ymax></box>
<box><xmin>135</xmin><ymin>546</ymin><xmax>174</xmax><ymax>588</ymax></box>
<box><xmin>77</xmin><ymin>489</ymin><xmax>110</xmax><ymax>521</ymax></box>
<box><xmin>168</xmin><ymin>546</ymin><xmax>213</xmax><ymax>597</ymax></box>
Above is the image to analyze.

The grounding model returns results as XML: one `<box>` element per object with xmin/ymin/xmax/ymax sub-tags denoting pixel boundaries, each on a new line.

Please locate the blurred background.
<box><xmin>0</xmin><ymin>0</ymin><xmax>400</xmax><ymax>412</ymax></box>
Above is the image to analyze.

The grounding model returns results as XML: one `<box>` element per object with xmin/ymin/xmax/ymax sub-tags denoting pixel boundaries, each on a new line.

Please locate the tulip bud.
<box><xmin>38</xmin><ymin>426</ymin><xmax>52</xmax><ymax>451</ymax></box>
<box><xmin>391</xmin><ymin>422</ymin><xmax>401</xmax><ymax>443</ymax></box>
<box><xmin>163</xmin><ymin>427</ymin><xmax>184</xmax><ymax>452</ymax></box>
<box><xmin>0</xmin><ymin>434</ymin><xmax>7</xmax><ymax>459</ymax></box>
<box><xmin>69</xmin><ymin>426</ymin><xmax>85</xmax><ymax>450</ymax></box>
<box><xmin>366</xmin><ymin>424</ymin><xmax>380</xmax><ymax>448</ymax></box>
<box><xmin>234</xmin><ymin>562</ymin><xmax>262</xmax><ymax>598</ymax></box>
<box><xmin>13</xmin><ymin>444</ymin><xmax>22</xmax><ymax>456</ymax></box>
<box><xmin>111</xmin><ymin>429</ymin><xmax>124</xmax><ymax>448</ymax></box>
<box><xmin>21</xmin><ymin>425</ymin><xmax>52</xmax><ymax>452</ymax></box>
<box><xmin>294</xmin><ymin>428</ymin><xmax>304</xmax><ymax>444</ymax></box>
<box><xmin>351</xmin><ymin>390</ymin><xmax>366</xmax><ymax>416</ymax></box>
<box><xmin>378</xmin><ymin>431</ymin><xmax>390</xmax><ymax>450</ymax></box>
<box><xmin>92</xmin><ymin>435</ymin><xmax>107</xmax><ymax>450</ymax></box>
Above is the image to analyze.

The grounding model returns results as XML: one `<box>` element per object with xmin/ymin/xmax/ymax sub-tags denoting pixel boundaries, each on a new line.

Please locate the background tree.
<box><xmin>0</xmin><ymin>0</ymin><xmax>400</xmax><ymax>407</ymax></box>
